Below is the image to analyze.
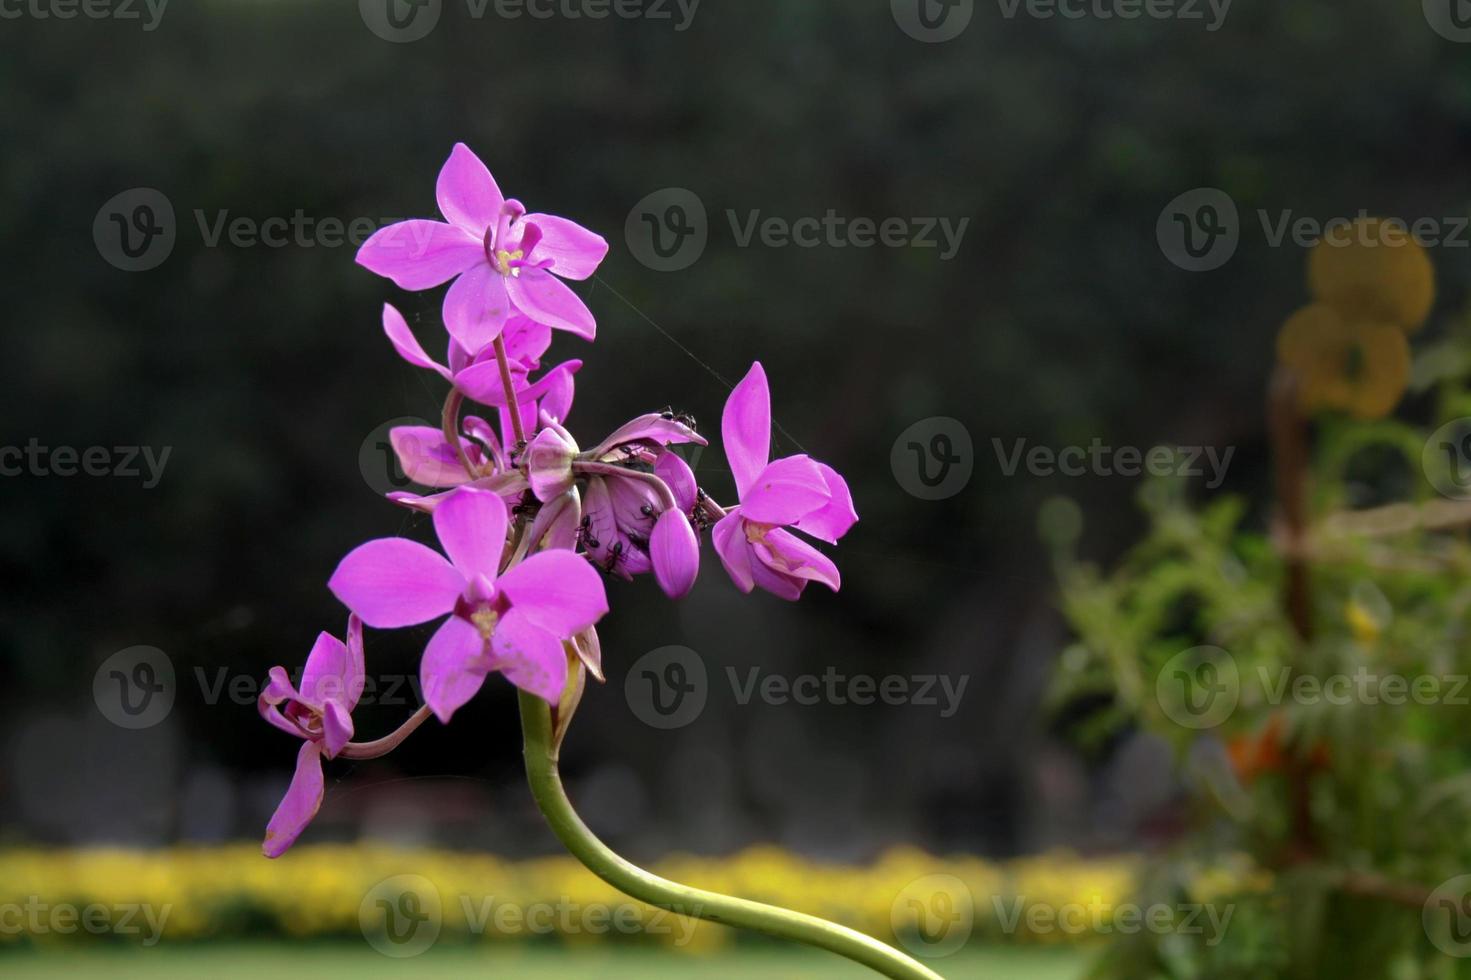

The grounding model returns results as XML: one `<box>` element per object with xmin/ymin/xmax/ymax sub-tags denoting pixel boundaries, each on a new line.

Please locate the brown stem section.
<box><xmin>493</xmin><ymin>335</ymin><xmax>527</xmax><ymax>447</ymax></box>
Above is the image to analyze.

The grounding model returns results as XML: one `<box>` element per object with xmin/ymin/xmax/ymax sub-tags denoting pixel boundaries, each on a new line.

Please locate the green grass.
<box><xmin>0</xmin><ymin>943</ymin><xmax>1090</xmax><ymax>979</ymax></box>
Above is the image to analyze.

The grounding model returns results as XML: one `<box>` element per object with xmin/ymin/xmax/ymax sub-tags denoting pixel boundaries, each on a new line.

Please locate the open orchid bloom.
<box><xmin>258</xmin><ymin>615</ymin><xmax>365</xmax><ymax>857</ymax></box>
<box><xmin>356</xmin><ymin>143</ymin><xmax>608</xmax><ymax>353</ymax></box>
<box><xmin>328</xmin><ymin>487</ymin><xmax>608</xmax><ymax>719</ymax></box>
<box><xmin>713</xmin><ymin>362</ymin><xmax>858</xmax><ymax>600</ymax></box>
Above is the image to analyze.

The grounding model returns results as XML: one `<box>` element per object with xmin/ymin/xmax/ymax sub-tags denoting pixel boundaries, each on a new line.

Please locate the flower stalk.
<box><xmin>517</xmin><ymin>689</ymin><xmax>946</xmax><ymax>980</ymax></box>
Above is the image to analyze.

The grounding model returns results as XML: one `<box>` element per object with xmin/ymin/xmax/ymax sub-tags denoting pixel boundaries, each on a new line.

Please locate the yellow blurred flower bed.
<box><xmin>0</xmin><ymin>844</ymin><xmax>1247</xmax><ymax>950</ymax></box>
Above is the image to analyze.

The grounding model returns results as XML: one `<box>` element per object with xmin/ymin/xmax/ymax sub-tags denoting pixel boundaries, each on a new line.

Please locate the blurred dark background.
<box><xmin>1</xmin><ymin>0</ymin><xmax>1467</xmax><ymax>863</ymax></box>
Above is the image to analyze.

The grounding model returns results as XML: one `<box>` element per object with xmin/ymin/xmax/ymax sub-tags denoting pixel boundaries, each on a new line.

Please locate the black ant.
<box><xmin>657</xmin><ymin>406</ymin><xmax>697</xmax><ymax>430</ymax></box>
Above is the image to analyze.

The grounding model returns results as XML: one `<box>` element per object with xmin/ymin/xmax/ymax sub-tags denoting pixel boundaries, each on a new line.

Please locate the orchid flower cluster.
<box><xmin>259</xmin><ymin>144</ymin><xmax>858</xmax><ymax>858</ymax></box>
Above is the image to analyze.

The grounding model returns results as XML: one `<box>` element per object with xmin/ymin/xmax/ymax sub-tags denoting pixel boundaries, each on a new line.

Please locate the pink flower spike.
<box><xmin>355</xmin><ymin>144</ymin><xmax>607</xmax><ymax>349</ymax></box>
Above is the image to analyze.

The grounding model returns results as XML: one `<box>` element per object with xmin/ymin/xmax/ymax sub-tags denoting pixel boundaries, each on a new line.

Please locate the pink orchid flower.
<box><xmin>357</xmin><ymin>144</ymin><xmax>608</xmax><ymax>353</ymax></box>
<box><xmin>328</xmin><ymin>486</ymin><xmax>608</xmax><ymax>720</ymax></box>
<box><xmin>713</xmin><ymin>362</ymin><xmax>858</xmax><ymax>600</ymax></box>
<box><xmin>258</xmin><ymin>615</ymin><xmax>365</xmax><ymax>857</ymax></box>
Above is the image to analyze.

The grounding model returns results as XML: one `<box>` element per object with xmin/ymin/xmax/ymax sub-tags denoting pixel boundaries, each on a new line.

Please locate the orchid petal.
<box><xmin>300</xmin><ymin>631</ymin><xmax>350</xmax><ymax>707</ymax></box>
<box><xmin>343</xmin><ymin>614</ymin><xmax>366</xmax><ymax>711</ymax></box>
<box><xmin>651</xmin><ymin>510</ymin><xmax>700</xmax><ymax>599</ymax></box>
<box><xmin>382</xmin><ymin>304</ymin><xmax>453</xmax><ymax>380</ymax></box>
<box><xmin>258</xmin><ymin>667</ymin><xmax>304</xmax><ymax>738</ymax></box>
<box><xmin>739</xmin><ymin>455</ymin><xmax>831</xmax><ymax>526</ymax></box>
<box><xmin>753</xmin><ymin>527</ymin><xmax>841</xmax><ymax>595</ymax></box>
<box><xmin>591</xmin><ymin>413</ymin><xmax>706</xmax><ymax>459</ymax></box>
<box><xmin>654</xmin><ymin>452</ymin><xmax>699</xmax><ymax>513</ymax></box>
<box><xmin>431</xmin><ymin>487</ymin><xmax>509</xmax><ymax>582</ymax></box>
<box><xmin>489</xmin><ymin>609</ymin><xmax>569</xmax><ymax>705</ymax></box>
<box><xmin>520</xmin><ymin>213</ymin><xmax>608</xmax><ymax>280</ymax></box>
<box><xmin>328</xmin><ymin>538</ymin><xmax>463</xmax><ymax>629</ymax></box>
<box><xmin>443</xmin><ymin>262</ymin><xmax>511</xmax><ymax>355</ymax></box>
<box><xmin>391</xmin><ymin>426</ymin><xmax>473</xmax><ymax>488</ymax></box>
<box><xmin>320</xmin><ymin>699</ymin><xmax>353</xmax><ymax>759</ymax></box>
<box><xmin>722</xmin><ymin>362</ymin><xmax>771</xmax><ymax>498</ymax></box>
<box><xmin>501</xmin><ymin>315</ymin><xmax>553</xmax><ymax>368</ymax></box>
<box><xmin>356</xmin><ymin>220</ymin><xmax>482</xmax><ymax>290</ymax></box>
<box><xmin>792</xmin><ymin>462</ymin><xmax>858</xmax><ymax>544</ymax></box>
<box><xmin>506</xmin><ymin>268</ymin><xmax>596</xmax><ymax>339</ymax></box>
<box><xmin>435</xmin><ymin>143</ymin><xmax>505</xmax><ymax>235</ymax></box>
<box><xmin>712</xmin><ymin>511</ymin><xmax>756</xmax><ymax>593</ymax></box>
<box><xmin>263</xmin><ymin>741</ymin><xmax>324</xmax><ymax>858</ymax></box>
<box><xmin>421</xmin><ymin>615</ymin><xmax>491</xmax><ymax>724</ymax></box>
<box><xmin>498</xmin><ymin>548</ymin><xmax>609</xmax><ymax>636</ymax></box>
<box><xmin>525</xmin><ymin>425</ymin><xmax>578</xmax><ymax>502</ymax></box>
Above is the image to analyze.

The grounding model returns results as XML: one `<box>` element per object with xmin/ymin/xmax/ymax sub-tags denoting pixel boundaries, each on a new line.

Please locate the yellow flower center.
<box><xmin>494</xmin><ymin>248</ymin><xmax>525</xmax><ymax>276</ymax></box>
<box><xmin>471</xmin><ymin>608</ymin><xmax>500</xmax><ymax>641</ymax></box>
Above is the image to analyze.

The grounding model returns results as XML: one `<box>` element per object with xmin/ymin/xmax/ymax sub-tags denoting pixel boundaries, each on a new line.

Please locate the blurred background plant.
<box><xmin>1045</xmin><ymin>221</ymin><xmax>1471</xmax><ymax>978</ymax></box>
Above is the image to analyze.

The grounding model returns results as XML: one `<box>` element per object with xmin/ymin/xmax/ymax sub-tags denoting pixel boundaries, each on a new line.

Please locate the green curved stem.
<box><xmin>517</xmin><ymin>689</ymin><xmax>946</xmax><ymax>980</ymax></box>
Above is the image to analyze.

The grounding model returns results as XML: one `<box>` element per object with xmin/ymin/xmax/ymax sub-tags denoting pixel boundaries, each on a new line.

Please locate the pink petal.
<box><xmin>537</xmin><ymin>363</ymin><xmax>576</xmax><ymax>423</ymax></box>
<box><xmin>722</xmin><ymin>362</ymin><xmax>771</xmax><ymax>498</ymax></box>
<box><xmin>501</xmin><ymin>315</ymin><xmax>553</xmax><ymax>368</ymax></box>
<box><xmin>651</xmin><ymin>509</ymin><xmax>700</xmax><ymax>599</ymax></box>
<box><xmin>497</xmin><ymin>548</ymin><xmax>609</xmax><ymax>636</ymax></box>
<box><xmin>421</xmin><ymin>615</ymin><xmax>491</xmax><ymax>724</ymax></box>
<box><xmin>328</xmin><ymin>538</ymin><xmax>463</xmax><ymax>629</ymax></box>
<box><xmin>431</xmin><ymin>487</ymin><xmax>508</xmax><ymax>582</ymax></box>
<box><xmin>747</xmin><ymin>557</ymin><xmax>805</xmax><ymax>601</ymax></box>
<box><xmin>739</xmin><ymin>455</ymin><xmax>831</xmax><ymax>526</ymax></box>
<box><xmin>300</xmin><ymin>631</ymin><xmax>350</xmax><ymax>707</ymax></box>
<box><xmin>754</xmin><ymin>527</ymin><xmax>841</xmax><ymax>595</ymax></box>
<box><xmin>525</xmin><ymin>424</ymin><xmax>578</xmax><ymax>502</ymax></box>
<box><xmin>712</xmin><ymin>511</ymin><xmax>756</xmax><ymax>593</ymax></box>
<box><xmin>382</xmin><ymin>304</ymin><xmax>453</xmax><ymax>380</ymax></box>
<box><xmin>343</xmin><ymin>614</ymin><xmax>366</xmax><ymax>712</ymax></box>
<box><xmin>654</xmin><ymin>451</ymin><xmax>698</xmax><ymax>512</ymax></box>
<box><xmin>571</xmin><ymin>625</ymin><xmax>603</xmax><ymax>683</ymax></box>
<box><xmin>527</xmin><ymin>488</ymin><xmax>582</xmax><ymax>552</ymax></box>
<box><xmin>320</xmin><ymin>699</ymin><xmax>353</xmax><ymax>759</ymax></box>
<box><xmin>489</xmin><ymin>609</ymin><xmax>568</xmax><ymax>705</ymax></box>
<box><xmin>590</xmin><ymin>413</ymin><xmax>706</xmax><ymax>459</ymax></box>
<box><xmin>263</xmin><ymin>741</ymin><xmax>324</xmax><ymax>858</ymax></box>
<box><xmin>356</xmin><ymin>220</ymin><xmax>483</xmax><ymax>290</ymax></box>
<box><xmin>521</xmin><ymin>213</ymin><xmax>608</xmax><ymax>280</ymax></box>
<box><xmin>506</xmin><ymin>268</ymin><xmax>596</xmax><ymax>339</ymax></box>
<box><xmin>435</xmin><ymin>143</ymin><xmax>505</xmax><ymax>235</ymax></box>
<box><xmin>258</xmin><ymin>666</ymin><xmax>304</xmax><ymax>738</ymax></box>
<box><xmin>391</xmin><ymin>426</ymin><xmax>473</xmax><ymax>488</ymax></box>
<box><xmin>442</xmin><ymin>262</ymin><xmax>511</xmax><ymax>355</ymax></box>
<box><xmin>792</xmin><ymin>462</ymin><xmax>858</xmax><ymax>544</ymax></box>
